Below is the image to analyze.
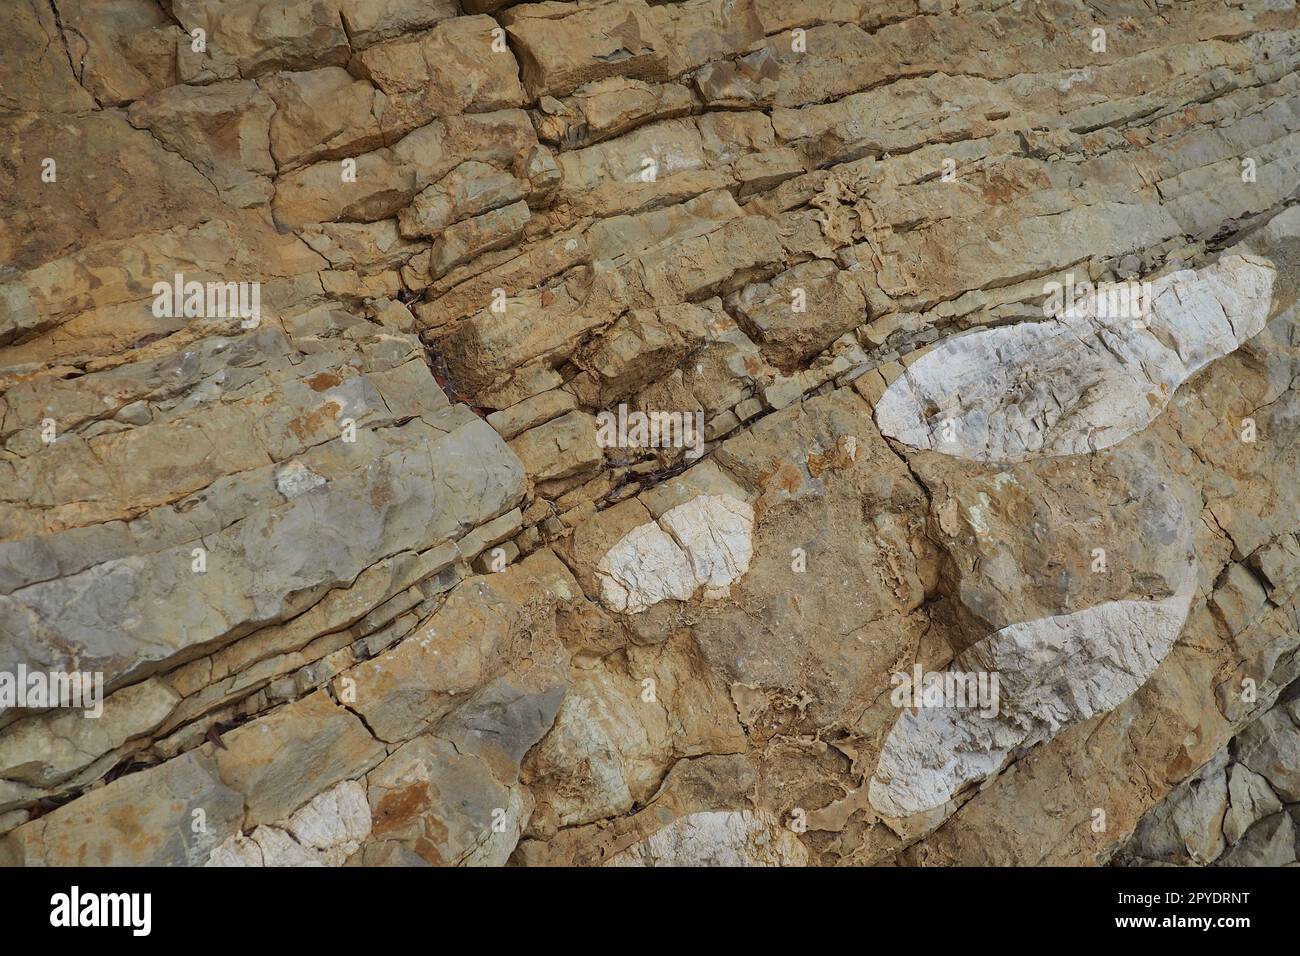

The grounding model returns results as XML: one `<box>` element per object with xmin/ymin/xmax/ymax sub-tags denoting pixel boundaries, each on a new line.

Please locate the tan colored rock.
<box><xmin>536</xmin><ymin>78</ymin><xmax>696</xmax><ymax>149</ymax></box>
<box><xmin>729</xmin><ymin>260</ymin><xmax>869</xmax><ymax>371</ymax></box>
<box><xmin>487</xmin><ymin>390</ymin><xmax>578</xmax><ymax>441</ymax></box>
<box><xmin>171</xmin><ymin>0</ymin><xmax>350</xmax><ymax>81</ymax></box>
<box><xmin>338</xmin><ymin>0</ymin><xmax>460</xmax><ymax>49</ymax></box>
<box><xmin>54</xmin><ymin>0</ymin><xmax>183</xmax><ymax>105</ymax></box>
<box><xmin>0</xmin><ymin>752</ymin><xmax>243</xmax><ymax>866</ymax></box>
<box><xmin>262</xmin><ymin>68</ymin><xmax>388</xmax><ymax>169</ymax></box>
<box><xmin>429</xmin><ymin>201</ymin><xmax>532</xmax><ymax>279</ymax></box>
<box><xmin>334</xmin><ymin>551</ymin><xmax>574</xmax><ymax>743</ymax></box>
<box><xmin>571</xmin><ymin>304</ymin><xmax>712</xmax><ymax>405</ymax></box>
<box><xmin>0</xmin><ymin>1</ymin><xmax>97</xmax><ymax>112</ymax></box>
<box><xmin>352</xmin><ymin>16</ymin><xmax>526</xmax><ymax>134</ymax></box>
<box><xmin>0</xmin><ymin>679</ymin><xmax>179</xmax><ymax>788</ymax></box>
<box><xmin>272</xmin><ymin>111</ymin><xmax>536</xmax><ymax>228</ymax></box>
<box><xmin>503</xmin><ymin>1</ymin><xmax>669</xmax><ymax>99</ymax></box>
<box><xmin>214</xmin><ymin>691</ymin><xmax>386</xmax><ymax>828</ymax></box>
<box><xmin>399</xmin><ymin>162</ymin><xmax>527</xmax><ymax>239</ymax></box>
<box><xmin>652</xmin><ymin>0</ymin><xmax>764</xmax><ymax>77</ymax></box>
<box><xmin>2</xmin><ymin>0</ymin><xmax>1298</xmax><ymax>873</ymax></box>
<box><xmin>364</xmin><ymin>735</ymin><xmax>528</xmax><ymax>866</ymax></box>
<box><xmin>508</xmin><ymin>410</ymin><xmax>602</xmax><ymax>482</ymax></box>
<box><xmin>127</xmin><ymin>81</ymin><xmax>277</xmax><ymax>208</ymax></box>
<box><xmin>525</xmin><ymin>633</ymin><xmax>745</xmax><ymax>827</ymax></box>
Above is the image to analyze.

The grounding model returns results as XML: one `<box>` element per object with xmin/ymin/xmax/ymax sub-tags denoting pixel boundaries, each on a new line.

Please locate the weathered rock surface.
<box><xmin>870</xmin><ymin>576</ymin><xmax>1197</xmax><ymax>819</ymax></box>
<box><xmin>875</xmin><ymin>256</ymin><xmax>1277</xmax><ymax>462</ymax></box>
<box><xmin>1</xmin><ymin>0</ymin><xmax>1298</xmax><ymax>870</ymax></box>
<box><xmin>1116</xmin><ymin>685</ymin><xmax>1300</xmax><ymax>868</ymax></box>
<box><xmin>605</xmin><ymin>810</ymin><xmax>808</xmax><ymax>867</ymax></box>
<box><xmin>595</xmin><ymin>494</ymin><xmax>754</xmax><ymax>613</ymax></box>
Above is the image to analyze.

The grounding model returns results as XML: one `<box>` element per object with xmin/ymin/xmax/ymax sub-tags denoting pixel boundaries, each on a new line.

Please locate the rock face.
<box><xmin>1</xmin><ymin>0</ymin><xmax>1299</xmax><ymax>868</ymax></box>
<box><xmin>1114</xmin><ymin>687</ymin><xmax>1300</xmax><ymax>868</ymax></box>
<box><xmin>875</xmin><ymin>256</ymin><xmax>1277</xmax><ymax>462</ymax></box>
<box><xmin>595</xmin><ymin>494</ymin><xmax>754</xmax><ymax>612</ymax></box>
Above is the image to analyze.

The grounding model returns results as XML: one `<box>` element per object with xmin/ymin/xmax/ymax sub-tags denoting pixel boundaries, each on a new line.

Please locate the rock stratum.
<box><xmin>0</xmin><ymin>0</ymin><xmax>1298</xmax><ymax>867</ymax></box>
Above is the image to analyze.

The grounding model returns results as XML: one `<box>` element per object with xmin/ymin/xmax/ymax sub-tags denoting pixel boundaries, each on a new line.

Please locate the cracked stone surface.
<box><xmin>596</xmin><ymin>493</ymin><xmax>754</xmax><ymax>612</ymax></box>
<box><xmin>875</xmin><ymin>255</ymin><xmax>1278</xmax><ymax>463</ymax></box>
<box><xmin>870</xmin><ymin>572</ymin><xmax>1197</xmax><ymax>819</ymax></box>
<box><xmin>1</xmin><ymin>0</ymin><xmax>1299</xmax><ymax>869</ymax></box>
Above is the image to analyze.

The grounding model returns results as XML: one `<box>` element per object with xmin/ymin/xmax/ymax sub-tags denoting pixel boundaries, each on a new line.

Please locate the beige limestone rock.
<box><xmin>487</xmin><ymin>390</ymin><xmax>578</xmax><ymax>441</ymax></box>
<box><xmin>334</xmin><ymin>551</ymin><xmax>573</xmax><ymax>744</ymax></box>
<box><xmin>0</xmin><ymin>752</ymin><xmax>243</xmax><ymax>866</ymax></box>
<box><xmin>338</xmin><ymin>0</ymin><xmax>460</xmax><ymax>49</ymax></box>
<box><xmin>1</xmin><ymin>2</ymin><xmax>98</xmax><ymax>112</ymax></box>
<box><xmin>399</xmin><ymin>162</ymin><xmax>527</xmax><ymax>239</ymax></box>
<box><xmin>429</xmin><ymin>201</ymin><xmax>532</xmax><ymax>279</ymax></box>
<box><xmin>1225</xmin><ymin>763</ymin><xmax>1283</xmax><ymax>845</ymax></box>
<box><xmin>54</xmin><ymin>0</ymin><xmax>182</xmax><ymax>105</ymax></box>
<box><xmin>1125</xmin><ymin>750</ymin><xmax>1230</xmax><ymax>865</ymax></box>
<box><xmin>364</xmin><ymin>734</ymin><xmax>534</xmax><ymax>866</ymax></box>
<box><xmin>127</xmin><ymin>81</ymin><xmax>277</xmax><ymax>208</ymax></box>
<box><xmin>508</xmin><ymin>410</ymin><xmax>602</xmax><ymax>482</ymax></box>
<box><xmin>524</xmin><ymin>633</ymin><xmax>745</xmax><ymax>827</ymax></box>
<box><xmin>262</xmin><ymin>68</ymin><xmax>388</xmax><ymax>170</ymax></box>
<box><xmin>0</xmin><ymin>679</ymin><xmax>179</xmax><ymax>788</ymax></box>
<box><xmin>214</xmin><ymin>691</ymin><xmax>386</xmax><ymax>827</ymax></box>
<box><xmin>352</xmin><ymin>16</ymin><xmax>526</xmax><ymax>135</ymax></box>
<box><xmin>503</xmin><ymin>1</ymin><xmax>670</xmax><ymax>99</ymax></box>
<box><xmin>171</xmin><ymin>0</ymin><xmax>350</xmax><ymax>81</ymax></box>
<box><xmin>2</xmin><ymin>0</ymin><xmax>1298</xmax><ymax>873</ymax></box>
<box><xmin>1236</xmin><ymin>703</ymin><xmax>1300</xmax><ymax>802</ymax></box>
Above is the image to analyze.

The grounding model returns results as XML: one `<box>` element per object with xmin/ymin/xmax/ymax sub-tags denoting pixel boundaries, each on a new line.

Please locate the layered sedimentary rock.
<box><xmin>1</xmin><ymin>0</ymin><xmax>1298</xmax><ymax>867</ymax></box>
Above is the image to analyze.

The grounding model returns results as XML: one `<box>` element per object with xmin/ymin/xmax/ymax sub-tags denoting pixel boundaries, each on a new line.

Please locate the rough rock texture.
<box><xmin>875</xmin><ymin>255</ymin><xmax>1277</xmax><ymax>462</ymax></box>
<box><xmin>870</xmin><ymin>575</ymin><xmax>1197</xmax><ymax>819</ymax></box>
<box><xmin>595</xmin><ymin>493</ymin><xmax>753</xmax><ymax>612</ymax></box>
<box><xmin>1</xmin><ymin>0</ymin><xmax>1298</xmax><ymax>868</ymax></box>
<box><xmin>1114</xmin><ymin>685</ymin><xmax>1300</xmax><ymax>867</ymax></box>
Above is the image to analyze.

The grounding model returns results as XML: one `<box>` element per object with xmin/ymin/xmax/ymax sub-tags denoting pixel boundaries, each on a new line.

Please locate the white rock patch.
<box><xmin>660</xmin><ymin>494</ymin><xmax>754</xmax><ymax>595</ymax></box>
<box><xmin>275</xmin><ymin>460</ymin><xmax>327</xmax><ymax>499</ymax></box>
<box><xmin>604</xmin><ymin>810</ymin><xmax>809</xmax><ymax>867</ymax></box>
<box><xmin>206</xmin><ymin>779</ymin><xmax>371</xmax><ymax>867</ymax></box>
<box><xmin>875</xmin><ymin>255</ymin><xmax>1276</xmax><ymax>462</ymax></box>
<box><xmin>869</xmin><ymin>569</ymin><xmax>1196</xmax><ymax>819</ymax></box>
<box><xmin>596</xmin><ymin>494</ymin><xmax>754</xmax><ymax>613</ymax></box>
<box><xmin>287</xmin><ymin>779</ymin><xmax>371</xmax><ymax>851</ymax></box>
<box><xmin>597</xmin><ymin>522</ymin><xmax>698</xmax><ymax>613</ymax></box>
